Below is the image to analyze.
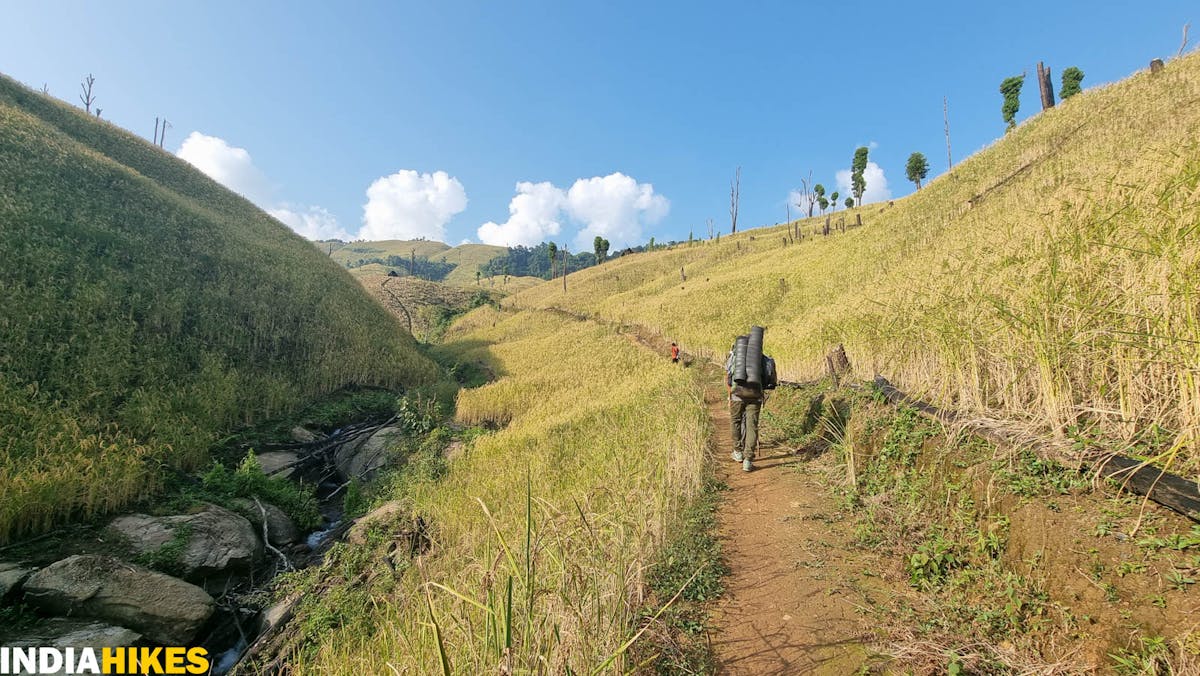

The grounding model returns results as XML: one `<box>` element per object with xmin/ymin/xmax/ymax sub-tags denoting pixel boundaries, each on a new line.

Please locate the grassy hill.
<box><xmin>328</xmin><ymin>238</ymin><xmax>452</xmax><ymax>268</ymax></box>
<box><xmin>512</xmin><ymin>52</ymin><xmax>1200</xmax><ymax>471</ymax></box>
<box><xmin>440</xmin><ymin>242</ymin><xmax>508</xmax><ymax>285</ymax></box>
<box><xmin>0</xmin><ymin>74</ymin><xmax>439</xmax><ymax>543</ymax></box>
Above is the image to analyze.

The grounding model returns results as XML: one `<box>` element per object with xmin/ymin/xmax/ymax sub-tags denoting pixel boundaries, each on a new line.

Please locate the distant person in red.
<box><xmin>670</xmin><ymin>342</ymin><xmax>680</xmax><ymax>363</ymax></box>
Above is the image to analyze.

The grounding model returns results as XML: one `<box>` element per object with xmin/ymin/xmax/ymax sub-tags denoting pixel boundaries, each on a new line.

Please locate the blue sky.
<box><xmin>3</xmin><ymin>1</ymin><xmax>1195</xmax><ymax>249</ymax></box>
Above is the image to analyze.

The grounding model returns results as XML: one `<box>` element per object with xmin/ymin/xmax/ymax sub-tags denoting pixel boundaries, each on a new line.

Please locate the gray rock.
<box><xmin>334</xmin><ymin>427</ymin><xmax>402</xmax><ymax>480</ymax></box>
<box><xmin>5</xmin><ymin>617</ymin><xmax>142</xmax><ymax>648</ymax></box>
<box><xmin>22</xmin><ymin>555</ymin><xmax>213</xmax><ymax>645</ymax></box>
<box><xmin>444</xmin><ymin>440</ymin><xmax>466</xmax><ymax>462</ymax></box>
<box><xmin>347</xmin><ymin>501</ymin><xmax>406</xmax><ymax>546</ymax></box>
<box><xmin>232</xmin><ymin>499</ymin><xmax>300</xmax><ymax>546</ymax></box>
<box><xmin>290</xmin><ymin>426</ymin><xmax>317</xmax><ymax>443</ymax></box>
<box><xmin>0</xmin><ymin>561</ymin><xmax>32</xmax><ymax>601</ymax></box>
<box><xmin>257</xmin><ymin>451</ymin><xmax>300</xmax><ymax>479</ymax></box>
<box><xmin>108</xmin><ymin>504</ymin><xmax>263</xmax><ymax>582</ymax></box>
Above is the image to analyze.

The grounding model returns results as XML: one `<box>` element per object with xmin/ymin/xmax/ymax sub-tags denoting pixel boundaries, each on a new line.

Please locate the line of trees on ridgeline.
<box><xmin>345</xmin><ymin>254</ymin><xmax>456</xmax><ymax>281</ymax></box>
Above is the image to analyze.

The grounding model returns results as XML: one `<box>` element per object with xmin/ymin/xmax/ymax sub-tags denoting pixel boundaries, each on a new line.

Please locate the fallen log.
<box><xmin>871</xmin><ymin>375</ymin><xmax>1200</xmax><ymax>523</ymax></box>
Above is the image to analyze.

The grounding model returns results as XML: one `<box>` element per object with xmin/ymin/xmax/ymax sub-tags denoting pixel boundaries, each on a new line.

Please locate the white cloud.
<box><xmin>360</xmin><ymin>170</ymin><xmax>468</xmax><ymax>242</ymax></box>
<box><xmin>179</xmin><ymin>131</ymin><xmax>357</xmax><ymax>241</ymax></box>
<box><xmin>177</xmin><ymin>132</ymin><xmax>273</xmax><ymax>205</ymax></box>
<box><xmin>269</xmin><ymin>205</ymin><xmax>353</xmax><ymax>241</ymax></box>
<box><xmin>477</xmin><ymin>181</ymin><xmax>566</xmax><ymax>247</ymax></box>
<box><xmin>566</xmin><ymin>173</ymin><xmax>669</xmax><ymax>249</ymax></box>
<box><xmin>835</xmin><ymin>161</ymin><xmax>892</xmax><ymax>205</ymax></box>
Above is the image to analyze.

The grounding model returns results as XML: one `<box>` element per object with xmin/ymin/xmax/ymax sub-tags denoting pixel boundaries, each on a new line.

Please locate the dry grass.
<box><xmin>511</xmin><ymin>52</ymin><xmax>1200</xmax><ymax>473</ymax></box>
<box><xmin>297</xmin><ymin>309</ymin><xmax>709</xmax><ymax>673</ymax></box>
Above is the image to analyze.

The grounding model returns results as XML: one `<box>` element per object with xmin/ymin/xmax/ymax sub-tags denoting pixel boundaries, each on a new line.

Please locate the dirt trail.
<box><xmin>601</xmin><ymin>320</ymin><xmax>894</xmax><ymax>671</ymax></box>
<box><xmin>702</xmin><ymin>379</ymin><xmax>889</xmax><ymax>675</ymax></box>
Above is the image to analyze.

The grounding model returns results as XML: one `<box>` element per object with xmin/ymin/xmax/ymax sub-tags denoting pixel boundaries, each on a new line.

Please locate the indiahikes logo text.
<box><xmin>0</xmin><ymin>647</ymin><xmax>209</xmax><ymax>675</ymax></box>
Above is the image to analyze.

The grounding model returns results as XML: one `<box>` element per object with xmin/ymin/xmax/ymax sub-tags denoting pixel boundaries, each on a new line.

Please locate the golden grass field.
<box><xmin>513</xmin><ymin>52</ymin><xmax>1200</xmax><ymax>472</ymax></box>
<box><xmin>296</xmin><ymin>308</ymin><xmax>708</xmax><ymax>673</ymax></box>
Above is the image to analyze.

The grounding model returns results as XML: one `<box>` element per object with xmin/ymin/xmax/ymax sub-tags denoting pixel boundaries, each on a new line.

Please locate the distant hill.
<box><xmin>317</xmin><ymin>238</ymin><xmax>603</xmax><ymax>288</ymax></box>
<box><xmin>0</xmin><ymin>73</ymin><xmax>439</xmax><ymax>543</ymax></box>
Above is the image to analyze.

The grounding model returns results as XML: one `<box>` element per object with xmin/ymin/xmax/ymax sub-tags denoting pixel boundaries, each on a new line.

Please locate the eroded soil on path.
<box><xmin>703</xmin><ymin>380</ymin><xmax>900</xmax><ymax>675</ymax></box>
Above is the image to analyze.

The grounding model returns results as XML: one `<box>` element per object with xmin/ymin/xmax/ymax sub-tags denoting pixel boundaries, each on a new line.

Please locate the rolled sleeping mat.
<box><xmin>733</xmin><ymin>335</ymin><xmax>749</xmax><ymax>384</ymax></box>
<box><xmin>746</xmin><ymin>326</ymin><xmax>764</xmax><ymax>385</ymax></box>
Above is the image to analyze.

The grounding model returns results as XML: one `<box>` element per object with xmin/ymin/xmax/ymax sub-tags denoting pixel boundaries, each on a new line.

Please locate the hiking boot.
<box><xmin>731</xmin><ymin>450</ymin><xmax>744</xmax><ymax>462</ymax></box>
<box><xmin>743</xmin><ymin>458</ymin><xmax>753</xmax><ymax>472</ymax></box>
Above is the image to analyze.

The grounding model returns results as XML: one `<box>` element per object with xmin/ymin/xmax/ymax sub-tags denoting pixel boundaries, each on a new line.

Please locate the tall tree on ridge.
<box><xmin>851</xmin><ymin>147</ymin><xmax>869</xmax><ymax>207</ymax></box>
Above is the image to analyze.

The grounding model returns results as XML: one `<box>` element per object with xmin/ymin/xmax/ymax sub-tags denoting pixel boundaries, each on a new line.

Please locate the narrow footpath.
<box><xmin>702</xmin><ymin>378</ymin><xmax>889</xmax><ymax>675</ymax></box>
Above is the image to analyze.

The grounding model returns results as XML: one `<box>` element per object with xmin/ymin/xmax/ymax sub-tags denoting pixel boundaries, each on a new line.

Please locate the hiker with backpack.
<box><xmin>725</xmin><ymin>326</ymin><xmax>777</xmax><ymax>472</ymax></box>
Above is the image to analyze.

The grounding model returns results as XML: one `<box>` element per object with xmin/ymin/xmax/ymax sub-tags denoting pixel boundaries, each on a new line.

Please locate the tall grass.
<box><xmin>511</xmin><ymin>53</ymin><xmax>1200</xmax><ymax>471</ymax></box>
<box><xmin>296</xmin><ymin>309</ymin><xmax>709</xmax><ymax>673</ymax></box>
<box><xmin>0</xmin><ymin>74</ymin><xmax>438</xmax><ymax>542</ymax></box>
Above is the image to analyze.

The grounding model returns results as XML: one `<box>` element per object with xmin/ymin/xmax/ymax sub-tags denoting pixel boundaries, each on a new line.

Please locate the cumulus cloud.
<box><xmin>478</xmin><ymin>172</ymin><xmax>668</xmax><ymax>250</ymax></box>
<box><xmin>177</xmin><ymin>132</ymin><xmax>273</xmax><ymax>205</ymax></box>
<box><xmin>268</xmin><ymin>205</ymin><xmax>353</xmax><ymax>241</ymax></box>
<box><xmin>179</xmin><ymin>131</ymin><xmax>357</xmax><ymax>241</ymax></box>
<box><xmin>477</xmin><ymin>181</ymin><xmax>567</xmax><ymax>246</ymax></box>
<box><xmin>836</xmin><ymin>161</ymin><xmax>892</xmax><ymax>206</ymax></box>
<box><xmin>360</xmin><ymin>170</ymin><xmax>468</xmax><ymax>242</ymax></box>
<box><xmin>566</xmin><ymin>173</ymin><xmax>669</xmax><ymax>249</ymax></box>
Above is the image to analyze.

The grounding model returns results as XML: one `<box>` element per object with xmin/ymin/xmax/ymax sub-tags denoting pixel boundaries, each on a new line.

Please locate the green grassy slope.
<box><xmin>439</xmin><ymin>242</ymin><xmax>508</xmax><ymax>285</ymax></box>
<box><xmin>328</xmin><ymin>238</ymin><xmax>451</xmax><ymax>267</ymax></box>
<box><xmin>0</xmin><ymin>74</ymin><xmax>439</xmax><ymax>542</ymax></box>
<box><xmin>513</xmin><ymin>53</ymin><xmax>1200</xmax><ymax>469</ymax></box>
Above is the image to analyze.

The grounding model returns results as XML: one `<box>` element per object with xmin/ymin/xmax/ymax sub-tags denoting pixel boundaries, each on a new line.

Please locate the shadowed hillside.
<box><xmin>0</xmin><ymin>74</ymin><xmax>438</xmax><ymax>542</ymax></box>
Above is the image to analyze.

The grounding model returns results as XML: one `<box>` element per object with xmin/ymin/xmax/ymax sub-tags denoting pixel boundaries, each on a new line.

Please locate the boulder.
<box><xmin>232</xmin><ymin>499</ymin><xmax>300</xmax><ymax>546</ymax></box>
<box><xmin>290</xmin><ymin>426</ymin><xmax>318</xmax><ymax>443</ymax></box>
<box><xmin>347</xmin><ymin>501</ymin><xmax>406</xmax><ymax>546</ymax></box>
<box><xmin>22</xmin><ymin>555</ymin><xmax>213</xmax><ymax>645</ymax></box>
<box><xmin>5</xmin><ymin>617</ymin><xmax>142</xmax><ymax>648</ymax></box>
<box><xmin>109</xmin><ymin>504</ymin><xmax>263</xmax><ymax>582</ymax></box>
<box><xmin>444</xmin><ymin>440</ymin><xmax>466</xmax><ymax>462</ymax></box>
<box><xmin>0</xmin><ymin>561</ymin><xmax>32</xmax><ymax>601</ymax></box>
<box><xmin>334</xmin><ymin>427</ymin><xmax>402</xmax><ymax>480</ymax></box>
<box><xmin>257</xmin><ymin>451</ymin><xmax>300</xmax><ymax>479</ymax></box>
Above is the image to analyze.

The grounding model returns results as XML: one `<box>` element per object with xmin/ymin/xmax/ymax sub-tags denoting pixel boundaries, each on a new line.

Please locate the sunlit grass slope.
<box><xmin>514</xmin><ymin>53</ymin><xmax>1200</xmax><ymax>469</ymax></box>
<box><xmin>0</xmin><ymin>74</ymin><xmax>439</xmax><ymax>543</ymax></box>
<box><xmin>301</xmin><ymin>308</ymin><xmax>708</xmax><ymax>673</ymax></box>
<box><xmin>439</xmin><ymin>242</ymin><xmax>508</xmax><ymax>286</ymax></box>
<box><xmin>329</xmin><ymin>238</ymin><xmax>452</xmax><ymax>267</ymax></box>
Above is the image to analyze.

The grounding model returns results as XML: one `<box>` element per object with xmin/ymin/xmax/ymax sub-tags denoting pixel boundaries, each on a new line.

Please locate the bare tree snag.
<box><xmin>943</xmin><ymin>96</ymin><xmax>953</xmax><ymax>169</ymax></box>
<box><xmin>79</xmin><ymin>73</ymin><xmax>96</xmax><ymax>113</ymax></box>
<box><xmin>800</xmin><ymin>171</ymin><xmax>816</xmax><ymax>218</ymax></box>
<box><xmin>154</xmin><ymin>117</ymin><xmax>160</xmax><ymax>146</ymax></box>
<box><xmin>1036</xmin><ymin>61</ymin><xmax>1056</xmax><ymax>110</ymax></box>
<box><xmin>1180</xmin><ymin>22</ymin><xmax>1191</xmax><ymax>58</ymax></box>
<box><xmin>41</xmin><ymin>83</ymin><xmax>49</xmax><ymax>95</ymax></box>
<box><xmin>729</xmin><ymin>166</ymin><xmax>741</xmax><ymax>234</ymax></box>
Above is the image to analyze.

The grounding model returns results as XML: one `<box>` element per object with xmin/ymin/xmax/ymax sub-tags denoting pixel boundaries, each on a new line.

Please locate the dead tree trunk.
<box><xmin>1036</xmin><ymin>61</ymin><xmax>1056</xmax><ymax>110</ymax></box>
<box><xmin>943</xmin><ymin>96</ymin><xmax>953</xmax><ymax>169</ymax></box>
<box><xmin>730</xmin><ymin>166</ymin><xmax>741</xmax><ymax>234</ymax></box>
<box><xmin>79</xmin><ymin>74</ymin><xmax>96</xmax><ymax>113</ymax></box>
